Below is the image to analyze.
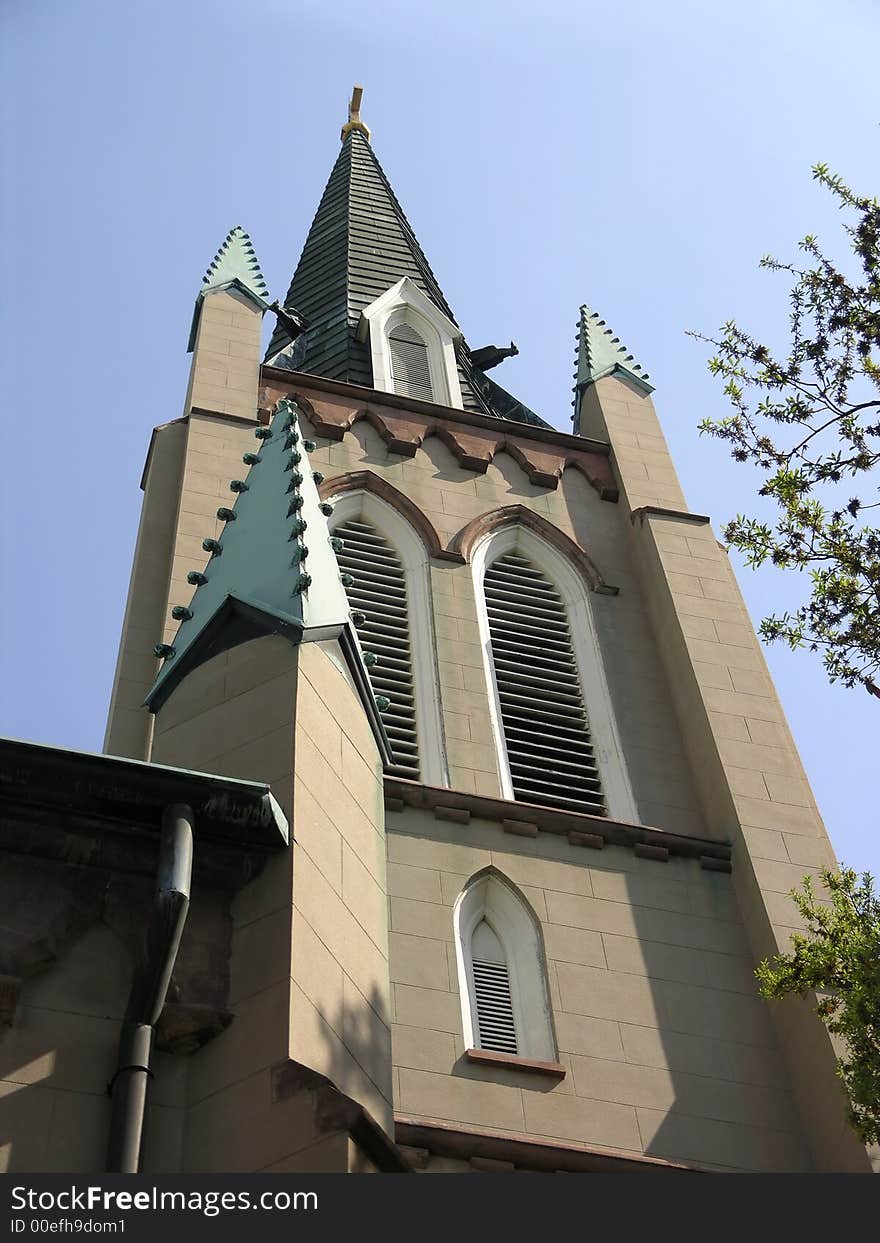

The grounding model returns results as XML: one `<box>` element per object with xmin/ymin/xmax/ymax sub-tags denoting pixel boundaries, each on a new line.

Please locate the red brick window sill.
<box><xmin>465</xmin><ymin>1048</ymin><xmax>566</xmax><ymax>1079</ymax></box>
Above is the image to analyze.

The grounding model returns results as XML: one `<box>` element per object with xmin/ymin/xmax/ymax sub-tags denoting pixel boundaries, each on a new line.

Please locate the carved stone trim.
<box><xmin>450</xmin><ymin>504</ymin><xmax>614</xmax><ymax>593</ymax></box>
<box><xmin>317</xmin><ymin>470</ymin><xmax>459</xmax><ymax>562</ymax></box>
<box><xmin>268</xmin><ymin>382</ymin><xmax>619</xmax><ymax>500</ymax></box>
<box><xmin>383</xmin><ymin>776</ymin><xmax>732</xmax><ymax>863</ymax></box>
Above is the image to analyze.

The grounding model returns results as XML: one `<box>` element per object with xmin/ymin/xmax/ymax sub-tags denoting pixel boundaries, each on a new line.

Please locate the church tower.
<box><xmin>97</xmin><ymin>90</ymin><xmax>872</xmax><ymax>1173</ymax></box>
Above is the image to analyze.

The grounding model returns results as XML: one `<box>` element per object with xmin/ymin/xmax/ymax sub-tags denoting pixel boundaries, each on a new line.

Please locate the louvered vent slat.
<box><xmin>472</xmin><ymin>959</ymin><xmax>518</xmax><ymax>1054</ymax></box>
<box><xmin>389</xmin><ymin>322</ymin><xmax>435</xmax><ymax>403</ymax></box>
<box><xmin>335</xmin><ymin>518</ymin><xmax>419</xmax><ymax>780</ymax></box>
<box><xmin>485</xmin><ymin>553</ymin><xmax>605</xmax><ymax>816</ymax></box>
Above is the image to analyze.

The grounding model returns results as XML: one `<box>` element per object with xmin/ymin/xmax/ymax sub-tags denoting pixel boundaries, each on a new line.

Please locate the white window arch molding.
<box><xmin>454</xmin><ymin>869</ymin><xmax>556</xmax><ymax>1062</ymax></box>
<box><xmin>357</xmin><ymin>276</ymin><xmax>464</xmax><ymax>409</ymax></box>
<box><xmin>327</xmin><ymin>488</ymin><xmax>449</xmax><ymax>787</ymax></box>
<box><xmin>471</xmin><ymin>523</ymin><xmax>638</xmax><ymax>823</ymax></box>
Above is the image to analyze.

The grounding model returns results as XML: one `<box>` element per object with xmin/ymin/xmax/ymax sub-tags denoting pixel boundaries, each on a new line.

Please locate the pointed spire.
<box><xmin>144</xmin><ymin>398</ymin><xmax>392</xmax><ymax>763</ymax></box>
<box><xmin>341</xmin><ymin>84</ymin><xmax>371</xmax><ymax>143</ymax></box>
<box><xmin>574</xmin><ymin>305</ymin><xmax>653</xmax><ymax>407</ymax></box>
<box><xmin>263</xmin><ymin>119</ymin><xmax>548</xmax><ymax>426</ymax></box>
<box><xmin>188</xmin><ymin>226</ymin><xmax>270</xmax><ymax>352</ymax></box>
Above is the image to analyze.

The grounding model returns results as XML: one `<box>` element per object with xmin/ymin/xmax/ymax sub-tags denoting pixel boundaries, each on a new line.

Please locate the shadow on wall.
<box><xmin>0</xmin><ymin>925</ymin><xmax>128</xmax><ymax>1173</ymax></box>
<box><xmin>313</xmin><ymin>976</ymin><xmax>394</xmax><ymax>1127</ymax></box>
<box><xmin>0</xmin><ymin>924</ymin><xmax>187</xmax><ymax>1174</ymax></box>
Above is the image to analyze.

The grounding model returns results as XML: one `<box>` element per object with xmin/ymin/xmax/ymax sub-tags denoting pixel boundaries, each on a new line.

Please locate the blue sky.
<box><xmin>1</xmin><ymin>0</ymin><xmax>877</xmax><ymax>877</ymax></box>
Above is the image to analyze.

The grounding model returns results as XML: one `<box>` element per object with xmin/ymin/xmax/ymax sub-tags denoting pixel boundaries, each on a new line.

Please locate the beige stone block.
<box><xmin>545</xmin><ymin>891</ymin><xmax>637</xmax><ymax>938</ymax></box>
<box><xmin>290</xmin><ymin>786</ymin><xmax>344</xmax><ymax>890</ymax></box>
<box><xmin>44</xmin><ymin>1090</ymin><xmax>110</xmax><ymax>1173</ymax></box>
<box><xmin>701</xmin><ymin>951</ymin><xmax>758</xmax><ymax>995</ymax></box>
<box><xmin>555</xmin><ymin>962</ymin><xmax>659</xmax><ymax>1027</ymax></box>
<box><xmin>655</xmin><ymin>977</ymin><xmax>775</xmax><ymax>1047</ymax></box>
<box><xmin>702</xmin><ymin>684</ymin><xmax>782</xmax><ymax>723</ymax></box>
<box><xmin>523</xmin><ymin>1090</ymin><xmax>641</xmax><ymax>1151</ymax></box>
<box><xmin>708</xmin><ymin>711</ymin><xmax>749</xmax><ymax>742</ymax></box>
<box><xmin>544</xmin><ymin>923</ymin><xmax>607</xmax><ymax>968</ymax></box>
<box><xmin>446</xmin><ymin>738</ymin><xmax>498</xmax><ymax>775</ymax></box>
<box><xmin>439</xmin><ymin>871</ymin><xmax>470</xmax><ymax>906</ymax></box>
<box><xmin>764</xmin><ymin>772</ymin><xmax>814</xmax><ymax>807</ymax></box>
<box><xmin>341</xmin><ymin>973</ymin><xmax>393</xmax><ymax>1105</ymax></box>
<box><xmin>388</xmin><ymin>831</ymin><xmax>490</xmax><ymax>877</ymax></box>
<box><xmin>783</xmin><ymin>834</ymin><xmax>837</xmax><ymax>869</ymax></box>
<box><xmin>729</xmin><ymin>666</ymin><xmax>774</xmax><ymax>696</ymax></box>
<box><xmin>718</xmin><ymin>737</ymin><xmax>800</xmax><ymax>778</ymax></box>
<box><xmin>393</xmin><ymin>985</ymin><xmax>461</xmax><ymax>1035</ymax></box>
<box><xmin>392</xmin><ymin>1024</ymin><xmax>456</xmax><ymax>1073</ymax></box>
<box><xmin>288</xmin><ymin>984</ymin><xmax>391</xmax><ymax>1128</ymax></box>
<box><xmin>443</xmin><ymin>711</ymin><xmax>470</xmax><ymax>742</ymax></box>
<box><xmin>188</xmin><ymin>979</ymin><xmax>290</xmax><ymax>1106</ymax></box>
<box><xmin>390</xmin><ymin>896</ymin><xmax>451</xmax><ymax>942</ymax></box>
<box><xmin>554</xmin><ymin>1012</ymin><xmax>625</xmax><ymax>1061</ymax></box>
<box><xmin>387</xmin><ymin>862</ymin><xmax>442</xmax><ymax>904</ymax></box>
<box><xmin>673</xmin><ymin>592</ymin><xmax>748</xmax><ymax>623</ymax></box>
<box><xmin>742</xmin><ymin>825</ymin><xmax>789</xmax><ymax>862</ymax></box>
<box><xmin>636</xmin><ymin>1107</ymin><xmax>809</xmax><ymax>1172</ymax></box>
<box><xmin>726</xmin><ymin>766</ymin><xmax>770</xmax><ymax>799</ymax></box>
<box><xmin>589</xmin><ymin>869</ymin><xmax>690</xmax><ymax>915</ymax></box>
<box><xmin>733</xmin><ymin>794</ymin><xmax>821</xmax><ymax>836</ymax></box>
<box><xmin>602</xmin><ymin>934</ymin><xmax>708</xmax><ymax>987</ymax></box>
<box><xmin>342</xmin><ymin>843</ymin><xmax>388</xmax><ymax>955</ymax></box>
<box><xmin>293</xmin><ymin>853</ymin><xmax>390</xmax><ymax>1011</ymax></box>
<box><xmin>570</xmin><ymin>1054</ymin><xmax>676</xmax><ymax>1112</ymax></box>
<box><xmin>620</xmin><ymin>1022</ymin><xmax>733</xmax><ymax>1082</ymax></box>
<box><xmin>229</xmin><ymin>908</ymin><xmax>292</xmax><ymax>1006</ymax></box>
<box><xmin>390</xmin><ymin>933</ymin><xmax>449</xmax><ymax>991</ymax></box>
<box><xmin>489</xmin><ymin>850</ymin><xmax>592</xmax><ymax>898</ymax></box>
<box><xmin>753</xmin><ymin>856</ymin><xmax>824</xmax><ymax>896</ymax></box>
<box><xmin>341</xmin><ymin>734</ymin><xmax>383</xmax><ymax>820</ymax></box>
<box><xmin>296</xmin><ymin>732</ymin><xmax>385</xmax><ymax>882</ymax></box>
<box><xmin>398</xmin><ymin>1067</ymin><xmax>524</xmax><ymax>1132</ymax></box>
<box><xmin>446</xmin><ymin>764</ymin><xmax>480</xmax><ymax>798</ymax></box>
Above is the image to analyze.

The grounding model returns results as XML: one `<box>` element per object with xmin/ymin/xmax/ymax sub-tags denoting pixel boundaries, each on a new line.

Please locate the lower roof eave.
<box><xmin>395</xmin><ymin>1115</ymin><xmax>707</xmax><ymax>1174</ymax></box>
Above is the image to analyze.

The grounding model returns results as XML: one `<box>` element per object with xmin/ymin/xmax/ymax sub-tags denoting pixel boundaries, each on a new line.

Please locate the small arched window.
<box><xmin>454</xmin><ymin>870</ymin><xmax>556</xmax><ymax>1062</ymax></box>
<box><xmin>388</xmin><ymin>321</ymin><xmax>435</xmax><ymax>403</ymax></box>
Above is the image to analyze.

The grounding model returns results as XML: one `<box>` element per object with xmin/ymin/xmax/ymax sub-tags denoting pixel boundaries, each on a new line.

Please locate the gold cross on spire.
<box><xmin>341</xmin><ymin>84</ymin><xmax>371</xmax><ymax>143</ymax></box>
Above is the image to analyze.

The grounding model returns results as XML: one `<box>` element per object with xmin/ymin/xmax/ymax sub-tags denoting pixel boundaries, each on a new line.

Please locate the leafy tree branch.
<box><xmin>757</xmin><ymin>868</ymin><xmax>880</xmax><ymax>1146</ymax></box>
<box><xmin>691</xmin><ymin>167</ymin><xmax>880</xmax><ymax>696</ymax></box>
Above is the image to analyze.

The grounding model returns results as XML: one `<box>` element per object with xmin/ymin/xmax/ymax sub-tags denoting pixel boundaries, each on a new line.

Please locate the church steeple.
<box><xmin>265</xmin><ymin>89</ymin><xmax>548</xmax><ymax>427</ymax></box>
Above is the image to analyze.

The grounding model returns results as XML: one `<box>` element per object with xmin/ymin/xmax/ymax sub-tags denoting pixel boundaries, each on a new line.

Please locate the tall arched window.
<box><xmin>328</xmin><ymin>490</ymin><xmax>447</xmax><ymax>786</ymax></box>
<box><xmin>454</xmin><ymin>870</ymin><xmax>555</xmax><ymax>1062</ymax></box>
<box><xmin>388</xmin><ymin>321</ymin><xmax>435</xmax><ymax>403</ymax></box>
<box><xmin>472</xmin><ymin>524</ymin><xmax>637</xmax><ymax>822</ymax></box>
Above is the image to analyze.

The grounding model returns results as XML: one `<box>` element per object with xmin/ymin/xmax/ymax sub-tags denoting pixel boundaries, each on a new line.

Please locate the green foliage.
<box><xmin>692</xmin><ymin>167</ymin><xmax>880</xmax><ymax>697</ymax></box>
<box><xmin>756</xmin><ymin>868</ymin><xmax>880</xmax><ymax>1145</ymax></box>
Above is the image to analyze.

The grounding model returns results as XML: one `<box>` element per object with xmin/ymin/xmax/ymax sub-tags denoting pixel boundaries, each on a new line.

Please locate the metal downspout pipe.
<box><xmin>106</xmin><ymin>803</ymin><xmax>194</xmax><ymax>1173</ymax></box>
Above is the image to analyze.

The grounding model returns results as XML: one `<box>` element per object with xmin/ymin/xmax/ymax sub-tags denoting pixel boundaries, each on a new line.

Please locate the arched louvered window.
<box><xmin>484</xmin><ymin>551</ymin><xmax>605</xmax><ymax>816</ymax></box>
<box><xmin>388</xmin><ymin>321</ymin><xmax>435</xmax><ymax>403</ymax></box>
<box><xmin>471</xmin><ymin>919</ymin><xmax>518</xmax><ymax>1054</ymax></box>
<box><xmin>334</xmin><ymin>516</ymin><xmax>420</xmax><ymax>780</ymax></box>
<box><xmin>454</xmin><ymin>870</ymin><xmax>556</xmax><ymax>1062</ymax></box>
